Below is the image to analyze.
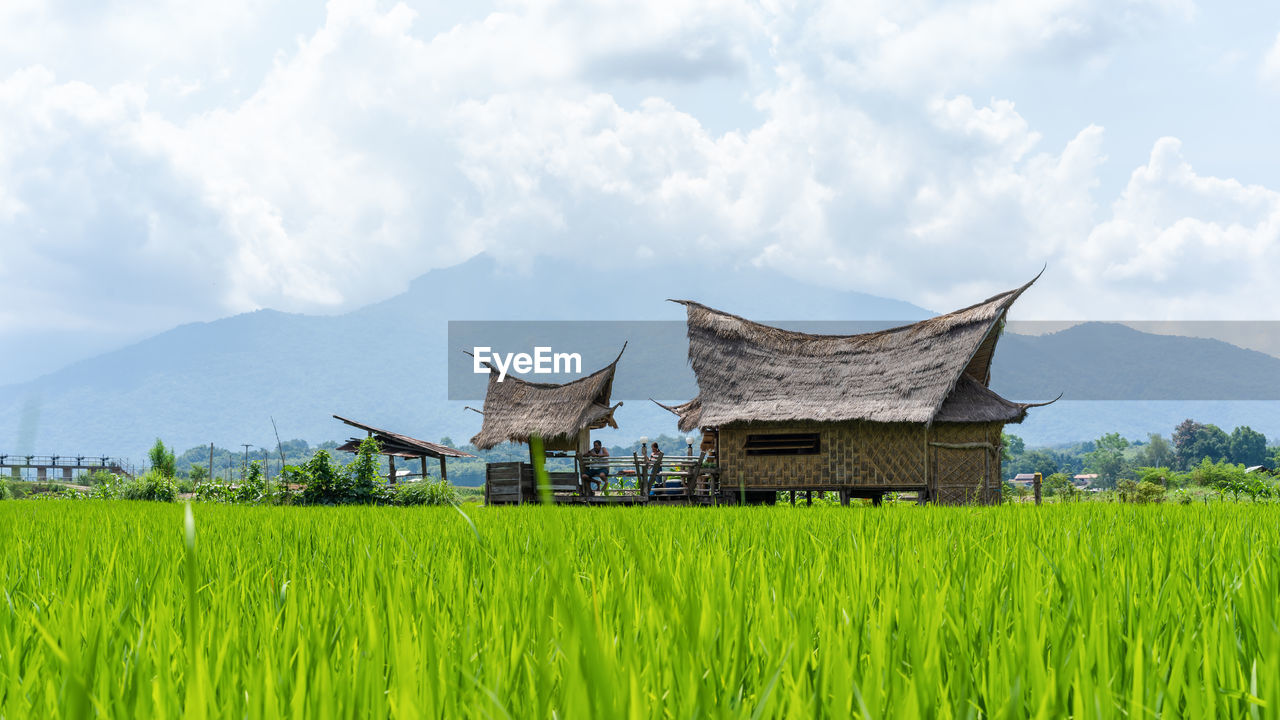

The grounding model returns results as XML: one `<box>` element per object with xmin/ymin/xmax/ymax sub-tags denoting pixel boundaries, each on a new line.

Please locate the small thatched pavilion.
<box><xmin>333</xmin><ymin>414</ymin><xmax>475</xmax><ymax>483</ymax></box>
<box><xmin>470</xmin><ymin>346</ymin><xmax>625</xmax><ymax>454</ymax></box>
<box><xmin>658</xmin><ymin>275</ymin><xmax>1052</xmax><ymax>504</ymax></box>
<box><xmin>470</xmin><ymin>347</ymin><xmax>626</xmax><ymax>504</ymax></box>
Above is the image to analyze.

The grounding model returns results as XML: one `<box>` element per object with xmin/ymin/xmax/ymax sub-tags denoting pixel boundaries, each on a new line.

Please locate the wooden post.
<box><xmin>789</xmin><ymin>490</ymin><xmax>796</xmax><ymax>505</ymax></box>
<box><xmin>206</xmin><ymin>443</ymin><xmax>213</xmax><ymax>487</ymax></box>
<box><xmin>840</xmin><ymin>490</ymin><xmax>850</xmax><ymax>506</ymax></box>
<box><xmin>633</xmin><ymin>452</ymin><xmax>645</xmax><ymax>498</ymax></box>
<box><xmin>439</xmin><ymin>456</ymin><xmax>447</xmax><ymax>483</ymax></box>
<box><xmin>922</xmin><ymin>424</ymin><xmax>930</xmax><ymax>505</ymax></box>
<box><xmin>684</xmin><ymin>451</ymin><xmax>706</xmax><ymax>499</ymax></box>
<box><xmin>1033</xmin><ymin>472</ymin><xmax>1042</xmax><ymax>506</ymax></box>
<box><xmin>388</xmin><ymin>455</ymin><xmax>396</xmax><ymax>486</ymax></box>
<box><xmin>806</xmin><ymin>490</ymin><xmax>813</xmax><ymax>506</ymax></box>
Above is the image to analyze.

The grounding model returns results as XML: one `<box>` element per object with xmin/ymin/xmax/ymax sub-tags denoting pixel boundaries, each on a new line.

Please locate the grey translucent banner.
<box><xmin>447</xmin><ymin>320</ymin><xmax>1280</xmax><ymax>402</ymax></box>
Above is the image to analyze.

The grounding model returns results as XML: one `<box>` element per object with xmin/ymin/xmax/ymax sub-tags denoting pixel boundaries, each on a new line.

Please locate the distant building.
<box><xmin>1072</xmin><ymin>473</ymin><xmax>1098</xmax><ymax>488</ymax></box>
<box><xmin>1010</xmin><ymin>473</ymin><xmax>1038</xmax><ymax>488</ymax></box>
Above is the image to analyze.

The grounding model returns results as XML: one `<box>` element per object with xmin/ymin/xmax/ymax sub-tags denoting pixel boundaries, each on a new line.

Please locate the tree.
<box><xmin>148</xmin><ymin>438</ymin><xmax>176</xmax><ymax>478</ymax></box>
<box><xmin>190</xmin><ymin>464</ymin><xmax>209</xmax><ymax>483</ymax></box>
<box><xmin>1140</xmin><ymin>434</ymin><xmax>1174</xmax><ymax>469</ymax></box>
<box><xmin>1228</xmin><ymin>426</ymin><xmax>1268</xmax><ymax>467</ymax></box>
<box><xmin>1172</xmin><ymin>420</ymin><xmax>1201</xmax><ymax>469</ymax></box>
<box><xmin>1001</xmin><ymin>433</ymin><xmax>1025</xmax><ymax>462</ymax></box>
<box><xmin>1085</xmin><ymin>433</ymin><xmax>1129</xmax><ymax>487</ymax></box>
<box><xmin>1043</xmin><ymin>472</ymin><xmax>1072</xmax><ymax>497</ymax></box>
<box><xmin>1172</xmin><ymin>420</ymin><xmax>1228</xmax><ymax>469</ymax></box>
<box><xmin>1138</xmin><ymin>466</ymin><xmax>1175</xmax><ymax>488</ymax></box>
<box><xmin>1015</xmin><ymin>449</ymin><xmax>1060</xmax><ymax>478</ymax></box>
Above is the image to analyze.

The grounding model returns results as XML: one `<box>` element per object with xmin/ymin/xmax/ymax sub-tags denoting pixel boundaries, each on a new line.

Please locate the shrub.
<box><xmin>295</xmin><ymin>450</ymin><xmax>348</xmax><ymax>505</ymax></box>
<box><xmin>148</xmin><ymin>439</ymin><xmax>177</xmax><ymax>478</ymax></box>
<box><xmin>1137</xmin><ymin>467</ymin><xmax>1175</xmax><ymax>487</ymax></box>
<box><xmin>0</xmin><ymin>477</ymin><xmax>11</xmax><ymax>500</ymax></box>
<box><xmin>120</xmin><ymin>472</ymin><xmax>178</xmax><ymax>502</ymax></box>
<box><xmin>77</xmin><ymin>470</ymin><xmax>120</xmax><ymax>486</ymax></box>
<box><xmin>234</xmin><ymin>461</ymin><xmax>267</xmax><ymax>503</ymax></box>
<box><xmin>393</xmin><ymin>480</ymin><xmax>460</xmax><ymax>506</ymax></box>
<box><xmin>194</xmin><ymin>481</ymin><xmax>236</xmax><ymax>503</ymax></box>
<box><xmin>1134</xmin><ymin>481</ymin><xmax>1166</xmax><ymax>504</ymax></box>
<box><xmin>345</xmin><ymin>437</ymin><xmax>382</xmax><ymax>503</ymax></box>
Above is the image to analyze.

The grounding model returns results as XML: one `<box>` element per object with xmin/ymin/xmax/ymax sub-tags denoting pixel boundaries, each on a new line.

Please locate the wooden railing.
<box><xmin>581</xmin><ymin>452</ymin><xmax>718</xmax><ymax>500</ymax></box>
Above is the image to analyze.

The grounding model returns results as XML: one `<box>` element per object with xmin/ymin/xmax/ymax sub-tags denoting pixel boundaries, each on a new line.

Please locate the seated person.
<box><xmin>643</xmin><ymin>442</ymin><xmax>671</xmax><ymax>492</ymax></box>
<box><xmin>581</xmin><ymin>439</ymin><xmax>609</xmax><ymax>491</ymax></box>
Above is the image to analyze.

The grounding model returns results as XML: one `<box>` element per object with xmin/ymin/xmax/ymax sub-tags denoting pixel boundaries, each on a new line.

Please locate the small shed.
<box><xmin>333</xmin><ymin>414</ymin><xmax>475</xmax><ymax>483</ymax></box>
<box><xmin>659</xmin><ymin>274</ymin><xmax>1054</xmax><ymax>505</ymax></box>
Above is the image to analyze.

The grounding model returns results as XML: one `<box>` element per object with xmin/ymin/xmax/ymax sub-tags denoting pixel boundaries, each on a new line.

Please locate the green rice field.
<box><xmin>1</xmin><ymin>501</ymin><xmax>1277</xmax><ymax>718</ymax></box>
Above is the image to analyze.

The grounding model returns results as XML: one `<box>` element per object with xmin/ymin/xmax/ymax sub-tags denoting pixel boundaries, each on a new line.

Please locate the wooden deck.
<box><xmin>485</xmin><ymin>454</ymin><xmax>718</xmax><ymax>506</ymax></box>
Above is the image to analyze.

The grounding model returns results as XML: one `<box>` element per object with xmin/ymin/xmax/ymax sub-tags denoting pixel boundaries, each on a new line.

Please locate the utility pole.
<box><xmin>241</xmin><ymin>443</ymin><xmax>252</xmax><ymax>479</ymax></box>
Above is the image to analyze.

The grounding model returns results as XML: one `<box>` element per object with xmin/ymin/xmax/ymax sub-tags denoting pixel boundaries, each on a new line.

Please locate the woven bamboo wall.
<box><xmin>928</xmin><ymin>422</ymin><xmax>1004</xmax><ymax>505</ymax></box>
<box><xmin>718</xmin><ymin>421</ymin><xmax>927</xmax><ymax>488</ymax></box>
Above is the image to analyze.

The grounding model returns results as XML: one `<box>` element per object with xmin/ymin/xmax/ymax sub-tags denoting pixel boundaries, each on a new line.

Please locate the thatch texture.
<box><xmin>469</xmin><ymin>348</ymin><xmax>624</xmax><ymax>450</ymax></box>
<box><xmin>933</xmin><ymin>376</ymin><xmax>1041</xmax><ymax>424</ymax></box>
<box><xmin>332</xmin><ymin>414</ymin><xmax>475</xmax><ymax>458</ymax></box>
<box><xmin>669</xmin><ymin>275</ymin><xmax>1041</xmax><ymax>432</ymax></box>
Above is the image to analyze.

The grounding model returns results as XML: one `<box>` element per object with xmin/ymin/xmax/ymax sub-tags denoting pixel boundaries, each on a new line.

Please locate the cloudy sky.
<box><xmin>2</xmin><ymin>0</ymin><xmax>1280</xmax><ymax>383</ymax></box>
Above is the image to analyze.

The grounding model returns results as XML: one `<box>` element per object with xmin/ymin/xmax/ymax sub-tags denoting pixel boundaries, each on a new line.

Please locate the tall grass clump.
<box><xmin>0</xmin><ymin>502</ymin><xmax>1277</xmax><ymax>717</ymax></box>
<box><xmin>117</xmin><ymin>471</ymin><xmax>178</xmax><ymax>502</ymax></box>
<box><xmin>391</xmin><ymin>478</ymin><xmax>460</xmax><ymax>506</ymax></box>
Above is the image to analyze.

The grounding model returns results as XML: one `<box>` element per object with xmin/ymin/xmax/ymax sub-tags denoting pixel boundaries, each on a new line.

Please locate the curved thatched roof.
<box><xmin>469</xmin><ymin>346</ymin><xmax>625</xmax><ymax>450</ymax></box>
<box><xmin>666</xmin><ymin>275</ymin><xmax>1044</xmax><ymax>432</ymax></box>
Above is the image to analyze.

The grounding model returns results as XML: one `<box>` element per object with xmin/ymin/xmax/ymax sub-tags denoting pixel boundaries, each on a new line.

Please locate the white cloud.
<box><xmin>1262</xmin><ymin>31</ymin><xmax>1280</xmax><ymax>88</ymax></box>
<box><xmin>793</xmin><ymin>0</ymin><xmax>1193</xmax><ymax>93</ymax></box>
<box><xmin>1068</xmin><ymin>137</ymin><xmax>1280</xmax><ymax>318</ymax></box>
<box><xmin>0</xmin><ymin>0</ymin><xmax>1276</xmax><ymax>353</ymax></box>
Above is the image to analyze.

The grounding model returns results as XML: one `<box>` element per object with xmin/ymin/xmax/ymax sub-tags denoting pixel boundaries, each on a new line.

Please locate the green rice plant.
<box><xmin>0</xmin><ymin>503</ymin><xmax>1277</xmax><ymax>718</ymax></box>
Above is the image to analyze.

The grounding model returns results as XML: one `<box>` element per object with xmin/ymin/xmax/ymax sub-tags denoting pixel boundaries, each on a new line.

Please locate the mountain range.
<box><xmin>3</xmin><ymin>253</ymin><xmax>1279</xmax><ymax>461</ymax></box>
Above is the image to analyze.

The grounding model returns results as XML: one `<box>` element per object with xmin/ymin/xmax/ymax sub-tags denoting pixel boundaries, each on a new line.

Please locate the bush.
<box><xmin>120</xmin><ymin>472</ymin><xmax>178</xmax><ymax>502</ymax></box>
<box><xmin>1135</xmin><ymin>481</ymin><xmax>1166</xmax><ymax>504</ymax></box>
<box><xmin>0</xmin><ymin>477</ymin><xmax>11</xmax><ymax>500</ymax></box>
<box><xmin>294</xmin><ymin>438</ymin><xmax>383</xmax><ymax>506</ymax></box>
<box><xmin>77</xmin><ymin>470</ymin><xmax>121</xmax><ymax>486</ymax></box>
<box><xmin>392</xmin><ymin>480</ymin><xmax>460</xmax><ymax>506</ymax></box>
<box><xmin>294</xmin><ymin>450</ymin><xmax>348</xmax><ymax>505</ymax></box>
<box><xmin>234</xmin><ymin>461</ymin><xmax>267</xmax><ymax>503</ymax></box>
<box><xmin>148</xmin><ymin>438</ymin><xmax>177</xmax><ymax>478</ymax></box>
<box><xmin>194</xmin><ymin>481</ymin><xmax>236</xmax><ymax>503</ymax></box>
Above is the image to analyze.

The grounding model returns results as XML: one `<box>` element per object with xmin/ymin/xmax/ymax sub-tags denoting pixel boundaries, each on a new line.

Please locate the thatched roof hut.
<box><xmin>660</xmin><ymin>274</ymin><xmax>1052</xmax><ymax>504</ymax></box>
<box><xmin>469</xmin><ymin>346</ymin><xmax>625</xmax><ymax>451</ymax></box>
<box><xmin>662</xmin><ymin>275</ymin><xmax>1045</xmax><ymax>432</ymax></box>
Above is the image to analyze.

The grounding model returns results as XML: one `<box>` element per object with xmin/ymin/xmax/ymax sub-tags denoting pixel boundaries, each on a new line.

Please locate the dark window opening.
<box><xmin>744</xmin><ymin>433</ymin><xmax>821</xmax><ymax>456</ymax></box>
